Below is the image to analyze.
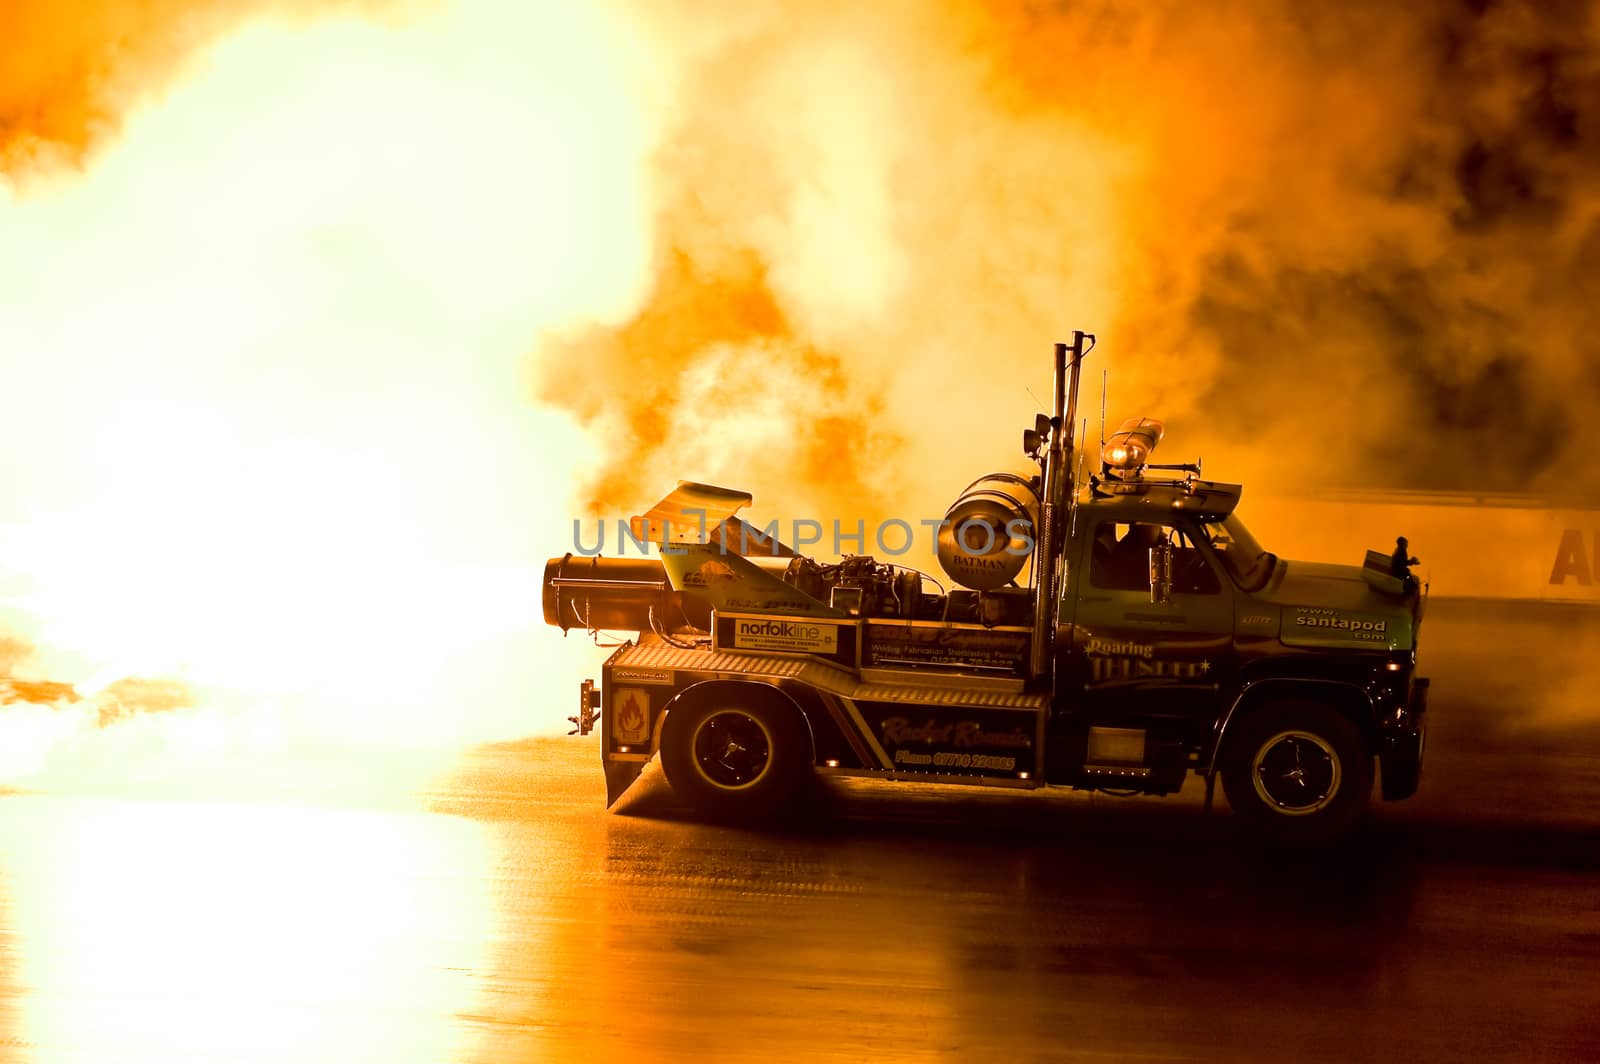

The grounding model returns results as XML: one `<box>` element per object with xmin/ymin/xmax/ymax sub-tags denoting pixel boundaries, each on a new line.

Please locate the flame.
<box><xmin>0</xmin><ymin>0</ymin><xmax>660</xmax><ymax>787</ymax></box>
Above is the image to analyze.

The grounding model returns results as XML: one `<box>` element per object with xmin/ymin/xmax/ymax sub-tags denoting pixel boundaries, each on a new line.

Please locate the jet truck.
<box><xmin>543</xmin><ymin>332</ymin><xmax>1430</xmax><ymax>841</ymax></box>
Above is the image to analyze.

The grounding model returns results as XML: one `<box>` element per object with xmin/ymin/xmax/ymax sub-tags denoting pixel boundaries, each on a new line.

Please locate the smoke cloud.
<box><xmin>0</xmin><ymin>0</ymin><xmax>416</xmax><ymax>178</ymax></box>
<box><xmin>539</xmin><ymin>0</ymin><xmax>1600</xmax><ymax>521</ymax></box>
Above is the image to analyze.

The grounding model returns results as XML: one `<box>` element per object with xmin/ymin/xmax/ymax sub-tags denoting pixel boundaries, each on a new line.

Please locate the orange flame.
<box><xmin>0</xmin><ymin>0</ymin><xmax>657</xmax><ymax>788</ymax></box>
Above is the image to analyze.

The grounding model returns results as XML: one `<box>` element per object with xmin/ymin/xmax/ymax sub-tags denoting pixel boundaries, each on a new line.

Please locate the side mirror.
<box><xmin>1149</xmin><ymin>536</ymin><xmax>1174</xmax><ymax>605</ymax></box>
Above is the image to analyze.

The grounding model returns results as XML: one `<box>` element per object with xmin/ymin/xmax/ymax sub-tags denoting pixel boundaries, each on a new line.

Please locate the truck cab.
<box><xmin>1051</xmin><ymin>474</ymin><xmax>1426</xmax><ymax>832</ymax></box>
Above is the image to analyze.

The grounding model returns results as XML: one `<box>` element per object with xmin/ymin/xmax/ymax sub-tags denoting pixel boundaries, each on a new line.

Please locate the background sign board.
<box><xmin>1248</xmin><ymin>491</ymin><xmax>1600</xmax><ymax>606</ymax></box>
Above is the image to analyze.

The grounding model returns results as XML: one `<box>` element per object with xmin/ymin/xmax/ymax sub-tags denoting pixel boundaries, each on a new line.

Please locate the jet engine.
<box><xmin>935</xmin><ymin>473</ymin><xmax>1039</xmax><ymax>591</ymax></box>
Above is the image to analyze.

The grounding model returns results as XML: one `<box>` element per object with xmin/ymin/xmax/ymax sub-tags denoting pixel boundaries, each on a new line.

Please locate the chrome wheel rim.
<box><xmin>691</xmin><ymin>710</ymin><xmax>773</xmax><ymax>790</ymax></box>
<box><xmin>1251</xmin><ymin>730</ymin><xmax>1341</xmax><ymax>816</ymax></box>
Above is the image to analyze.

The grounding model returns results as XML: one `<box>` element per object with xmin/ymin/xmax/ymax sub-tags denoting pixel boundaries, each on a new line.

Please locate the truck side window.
<box><xmin>1090</xmin><ymin>521</ymin><xmax>1156</xmax><ymax>592</ymax></box>
<box><xmin>1170</xmin><ymin>527</ymin><xmax>1222</xmax><ymax>595</ymax></box>
<box><xmin>1090</xmin><ymin>522</ymin><xmax>1222</xmax><ymax>595</ymax></box>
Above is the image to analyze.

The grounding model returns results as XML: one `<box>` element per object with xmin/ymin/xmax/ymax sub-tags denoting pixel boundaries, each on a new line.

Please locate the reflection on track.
<box><xmin>0</xmin><ymin>743</ymin><xmax>1597</xmax><ymax>1063</ymax></box>
<box><xmin>448</xmin><ymin>697</ymin><xmax>1600</xmax><ymax>1064</ymax></box>
<box><xmin>0</xmin><ymin>799</ymin><xmax>495</xmax><ymax>1064</ymax></box>
<box><xmin>575</xmin><ymin>754</ymin><xmax>1600</xmax><ymax>1063</ymax></box>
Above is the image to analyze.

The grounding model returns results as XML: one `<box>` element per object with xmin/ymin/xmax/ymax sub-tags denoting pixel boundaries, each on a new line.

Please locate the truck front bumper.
<box><xmin>1378</xmin><ymin>676</ymin><xmax>1429</xmax><ymax>801</ymax></box>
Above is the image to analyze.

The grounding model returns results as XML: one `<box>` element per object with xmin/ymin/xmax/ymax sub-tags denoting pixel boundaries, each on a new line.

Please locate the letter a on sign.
<box><xmin>1549</xmin><ymin>529</ymin><xmax>1593</xmax><ymax>586</ymax></box>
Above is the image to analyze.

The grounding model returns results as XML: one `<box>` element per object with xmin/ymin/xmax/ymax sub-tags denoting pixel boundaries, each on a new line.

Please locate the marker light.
<box><xmin>1102</xmin><ymin>417</ymin><xmax>1165</xmax><ymax>470</ymax></box>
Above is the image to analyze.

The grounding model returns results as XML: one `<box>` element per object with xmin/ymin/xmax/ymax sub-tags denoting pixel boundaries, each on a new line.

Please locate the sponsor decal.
<box><xmin>1083</xmin><ymin>634</ymin><xmax>1209</xmax><ymax>685</ymax></box>
<box><xmin>732</xmin><ymin>618</ymin><xmax>839</xmax><ymax>653</ymax></box>
<box><xmin>1240</xmin><ymin>614</ymin><xmax>1273</xmax><ymax>627</ymax></box>
<box><xmin>613</xmin><ymin>668</ymin><xmax>673</xmax><ymax>686</ymax></box>
<box><xmin>1292</xmin><ymin>606</ymin><xmax>1389</xmax><ymax>642</ymax></box>
<box><xmin>867</xmin><ymin>707</ymin><xmax>1032</xmax><ymax>777</ymax></box>
<box><xmin>945</xmin><ymin>554</ymin><xmax>1008</xmax><ymax>575</ymax></box>
<box><xmin>866</xmin><ymin>623</ymin><xmax>1029</xmax><ymax>673</ymax></box>
<box><xmin>893</xmin><ymin>748</ymin><xmax>1017</xmax><ymax>771</ymax></box>
<box><xmin>612</xmin><ymin>688</ymin><xmax>652</xmax><ymax>744</ymax></box>
<box><xmin>1088</xmin><ymin>656</ymin><xmax>1212</xmax><ymax>684</ymax></box>
<box><xmin>1085</xmin><ymin>636</ymin><xmax>1154</xmax><ymax>659</ymax></box>
<box><xmin>880</xmin><ymin>717</ymin><xmax>1032</xmax><ymax>749</ymax></box>
<box><xmin>683</xmin><ymin>559</ymin><xmax>738</xmax><ymax>587</ymax></box>
<box><xmin>718</xmin><ymin>596</ymin><xmax>823</xmax><ymax>612</ymax></box>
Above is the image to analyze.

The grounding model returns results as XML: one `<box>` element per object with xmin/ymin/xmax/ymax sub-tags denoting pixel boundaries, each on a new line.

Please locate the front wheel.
<box><xmin>660</xmin><ymin>692</ymin><xmax>812</xmax><ymax>821</ymax></box>
<box><xmin>1220</xmin><ymin>700</ymin><xmax>1373</xmax><ymax>842</ymax></box>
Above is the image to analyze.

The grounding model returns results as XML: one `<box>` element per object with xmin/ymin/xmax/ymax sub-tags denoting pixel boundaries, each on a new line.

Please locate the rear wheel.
<box><xmin>661</xmin><ymin>690</ymin><xmax>812</xmax><ymax>821</ymax></box>
<box><xmin>1221</xmin><ymin>700</ymin><xmax>1373</xmax><ymax>842</ymax></box>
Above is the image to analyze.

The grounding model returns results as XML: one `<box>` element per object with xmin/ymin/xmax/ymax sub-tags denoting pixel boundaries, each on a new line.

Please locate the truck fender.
<box><xmin>658</xmin><ymin>679</ymin><xmax>817</xmax><ymax>762</ymax></box>
<box><xmin>1204</xmin><ymin>678</ymin><xmax>1375</xmax><ymax>799</ymax></box>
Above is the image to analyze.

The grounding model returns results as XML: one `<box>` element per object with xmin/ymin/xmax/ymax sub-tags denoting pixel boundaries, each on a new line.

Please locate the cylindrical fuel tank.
<box><xmin>936</xmin><ymin>473</ymin><xmax>1040</xmax><ymax>591</ymax></box>
<box><xmin>543</xmin><ymin>555</ymin><xmax>706</xmax><ymax>633</ymax></box>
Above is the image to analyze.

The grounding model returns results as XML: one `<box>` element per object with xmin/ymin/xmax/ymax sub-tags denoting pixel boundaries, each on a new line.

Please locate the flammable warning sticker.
<box><xmin>612</xmin><ymin>688</ymin><xmax>652</xmax><ymax>744</ymax></box>
<box><xmin>731</xmin><ymin>617</ymin><xmax>840</xmax><ymax>654</ymax></box>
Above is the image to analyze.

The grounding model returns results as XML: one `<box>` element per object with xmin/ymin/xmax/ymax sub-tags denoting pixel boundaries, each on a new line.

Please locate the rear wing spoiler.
<box><xmin>630</xmin><ymin>481</ymin><xmax>794</xmax><ymax>556</ymax></box>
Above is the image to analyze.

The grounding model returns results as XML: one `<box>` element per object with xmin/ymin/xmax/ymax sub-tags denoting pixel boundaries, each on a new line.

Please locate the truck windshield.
<box><xmin>1201</xmin><ymin>515</ymin><xmax>1274</xmax><ymax>591</ymax></box>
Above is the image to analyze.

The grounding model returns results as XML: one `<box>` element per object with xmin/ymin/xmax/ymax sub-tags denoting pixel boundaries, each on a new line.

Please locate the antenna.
<box><xmin>1070</xmin><ymin>417</ymin><xmax>1088</xmax><ymax>538</ymax></box>
<box><xmin>1099</xmin><ymin>369</ymin><xmax>1107</xmax><ymax>457</ymax></box>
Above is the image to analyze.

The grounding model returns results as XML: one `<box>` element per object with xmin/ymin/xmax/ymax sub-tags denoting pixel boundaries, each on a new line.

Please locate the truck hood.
<box><xmin>1259</xmin><ymin>559</ymin><xmax>1417</xmax><ymax>651</ymax></box>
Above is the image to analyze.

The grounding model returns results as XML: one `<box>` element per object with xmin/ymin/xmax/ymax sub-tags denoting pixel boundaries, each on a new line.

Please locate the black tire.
<box><xmin>660</xmin><ymin>688</ymin><xmax>813</xmax><ymax>822</ymax></box>
<box><xmin>1220</xmin><ymin>699</ymin><xmax>1373</xmax><ymax>842</ymax></box>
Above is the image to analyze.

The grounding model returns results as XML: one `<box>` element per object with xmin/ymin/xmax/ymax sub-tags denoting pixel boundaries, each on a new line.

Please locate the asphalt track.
<box><xmin>2</xmin><ymin>603</ymin><xmax>1598</xmax><ymax>1062</ymax></box>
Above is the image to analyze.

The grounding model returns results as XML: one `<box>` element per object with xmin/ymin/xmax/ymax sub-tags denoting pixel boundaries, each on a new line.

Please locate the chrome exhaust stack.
<box><xmin>1028</xmin><ymin>331</ymin><xmax>1091</xmax><ymax>681</ymax></box>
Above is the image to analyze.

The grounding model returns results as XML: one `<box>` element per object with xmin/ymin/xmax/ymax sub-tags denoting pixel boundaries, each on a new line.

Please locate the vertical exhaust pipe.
<box><xmin>1029</xmin><ymin>331</ymin><xmax>1090</xmax><ymax>681</ymax></box>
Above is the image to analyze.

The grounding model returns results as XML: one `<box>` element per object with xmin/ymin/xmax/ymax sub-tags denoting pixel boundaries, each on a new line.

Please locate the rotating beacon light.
<box><xmin>1101</xmin><ymin>417</ymin><xmax>1165</xmax><ymax>474</ymax></box>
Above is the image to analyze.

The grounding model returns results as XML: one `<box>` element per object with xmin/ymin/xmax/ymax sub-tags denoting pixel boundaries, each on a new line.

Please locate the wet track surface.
<box><xmin>3</xmin><ymin>606</ymin><xmax>1600</xmax><ymax>1062</ymax></box>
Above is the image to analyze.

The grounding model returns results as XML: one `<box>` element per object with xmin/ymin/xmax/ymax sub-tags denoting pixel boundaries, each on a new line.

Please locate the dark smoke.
<box><xmin>539</xmin><ymin>0</ymin><xmax>1600</xmax><ymax>520</ymax></box>
<box><xmin>1181</xmin><ymin>0</ymin><xmax>1600</xmax><ymax>493</ymax></box>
